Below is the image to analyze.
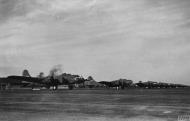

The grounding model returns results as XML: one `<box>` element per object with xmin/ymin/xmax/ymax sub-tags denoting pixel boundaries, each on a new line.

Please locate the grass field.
<box><xmin>0</xmin><ymin>88</ymin><xmax>190</xmax><ymax>121</ymax></box>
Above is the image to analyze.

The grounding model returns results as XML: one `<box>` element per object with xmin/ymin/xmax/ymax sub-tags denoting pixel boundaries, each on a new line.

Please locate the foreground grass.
<box><xmin>0</xmin><ymin>88</ymin><xmax>190</xmax><ymax>121</ymax></box>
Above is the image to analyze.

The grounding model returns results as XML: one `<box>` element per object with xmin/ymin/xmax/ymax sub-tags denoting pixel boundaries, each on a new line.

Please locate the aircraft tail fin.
<box><xmin>22</xmin><ymin>69</ymin><xmax>31</xmax><ymax>77</ymax></box>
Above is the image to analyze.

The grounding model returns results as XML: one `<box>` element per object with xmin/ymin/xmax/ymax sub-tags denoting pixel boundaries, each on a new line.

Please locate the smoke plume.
<box><xmin>49</xmin><ymin>64</ymin><xmax>63</xmax><ymax>77</ymax></box>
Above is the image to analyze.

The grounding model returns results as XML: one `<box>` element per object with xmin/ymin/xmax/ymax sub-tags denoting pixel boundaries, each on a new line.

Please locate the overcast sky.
<box><xmin>0</xmin><ymin>0</ymin><xmax>190</xmax><ymax>84</ymax></box>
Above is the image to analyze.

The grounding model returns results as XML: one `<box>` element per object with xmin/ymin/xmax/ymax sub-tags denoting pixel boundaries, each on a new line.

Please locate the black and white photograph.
<box><xmin>0</xmin><ymin>0</ymin><xmax>190</xmax><ymax>121</ymax></box>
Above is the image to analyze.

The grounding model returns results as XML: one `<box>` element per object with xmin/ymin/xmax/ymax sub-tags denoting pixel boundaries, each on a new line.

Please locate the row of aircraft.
<box><xmin>0</xmin><ymin>70</ymin><xmax>86</xmax><ymax>90</ymax></box>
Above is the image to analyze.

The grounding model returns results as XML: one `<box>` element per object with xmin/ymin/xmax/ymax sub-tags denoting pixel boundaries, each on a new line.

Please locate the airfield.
<box><xmin>0</xmin><ymin>88</ymin><xmax>190</xmax><ymax>121</ymax></box>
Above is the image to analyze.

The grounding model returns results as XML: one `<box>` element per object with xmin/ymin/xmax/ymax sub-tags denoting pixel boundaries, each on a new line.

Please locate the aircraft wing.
<box><xmin>7</xmin><ymin>76</ymin><xmax>44</xmax><ymax>84</ymax></box>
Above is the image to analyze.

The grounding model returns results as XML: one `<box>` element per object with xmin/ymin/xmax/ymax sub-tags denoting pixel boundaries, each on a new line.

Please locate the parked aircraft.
<box><xmin>0</xmin><ymin>70</ymin><xmax>85</xmax><ymax>90</ymax></box>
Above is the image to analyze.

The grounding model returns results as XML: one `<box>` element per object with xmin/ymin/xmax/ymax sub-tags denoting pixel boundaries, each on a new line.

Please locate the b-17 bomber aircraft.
<box><xmin>0</xmin><ymin>70</ymin><xmax>86</xmax><ymax>90</ymax></box>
